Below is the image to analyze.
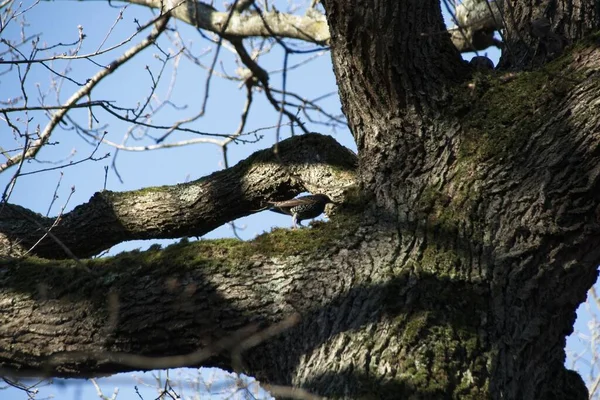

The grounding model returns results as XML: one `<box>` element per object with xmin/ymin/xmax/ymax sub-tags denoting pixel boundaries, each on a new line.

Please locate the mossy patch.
<box><xmin>453</xmin><ymin>48</ymin><xmax>583</xmax><ymax>163</ymax></box>
<box><xmin>88</xmin><ymin>204</ymin><xmax>363</xmax><ymax>275</ymax></box>
<box><xmin>379</xmin><ymin>298</ymin><xmax>490</xmax><ymax>398</ymax></box>
<box><xmin>420</xmin><ymin>246</ymin><xmax>461</xmax><ymax>279</ymax></box>
<box><xmin>179</xmin><ymin>211</ymin><xmax>361</xmax><ymax>265</ymax></box>
<box><xmin>417</xmin><ymin>178</ymin><xmax>482</xmax><ymax>245</ymax></box>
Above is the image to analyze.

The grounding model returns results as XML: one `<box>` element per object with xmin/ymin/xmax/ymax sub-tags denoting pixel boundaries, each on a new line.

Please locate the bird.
<box><xmin>469</xmin><ymin>55</ymin><xmax>494</xmax><ymax>71</ymax></box>
<box><xmin>268</xmin><ymin>194</ymin><xmax>334</xmax><ymax>228</ymax></box>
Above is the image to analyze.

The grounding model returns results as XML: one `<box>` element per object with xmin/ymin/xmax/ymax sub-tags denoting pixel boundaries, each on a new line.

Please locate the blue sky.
<box><xmin>0</xmin><ymin>1</ymin><xmax>596</xmax><ymax>398</ymax></box>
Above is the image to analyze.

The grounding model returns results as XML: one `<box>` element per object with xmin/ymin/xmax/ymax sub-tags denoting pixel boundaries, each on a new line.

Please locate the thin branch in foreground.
<box><xmin>0</xmin><ymin>133</ymin><xmax>29</xmax><ymax>205</ymax></box>
<box><xmin>46</xmin><ymin>171</ymin><xmax>64</xmax><ymax>217</ymax></box>
<box><xmin>263</xmin><ymin>384</ymin><xmax>324</xmax><ymax>400</ymax></box>
<box><xmin>231</xmin><ymin>314</ymin><xmax>301</xmax><ymax>372</ymax></box>
<box><xmin>47</xmin><ymin>314</ymin><xmax>300</xmax><ymax>371</ymax></box>
<box><xmin>22</xmin><ymin>185</ymin><xmax>80</xmax><ymax>261</ymax></box>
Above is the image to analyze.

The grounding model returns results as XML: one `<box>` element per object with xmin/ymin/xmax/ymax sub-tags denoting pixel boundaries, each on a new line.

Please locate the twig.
<box><xmin>0</xmin><ymin>12</ymin><xmax>171</xmax><ymax>173</ymax></box>
<box><xmin>46</xmin><ymin>172</ymin><xmax>64</xmax><ymax>216</ymax></box>
<box><xmin>0</xmin><ymin>134</ymin><xmax>29</xmax><ymax>205</ymax></box>
<box><xmin>48</xmin><ymin>314</ymin><xmax>300</xmax><ymax>371</ymax></box>
<box><xmin>156</xmin><ymin>0</ymin><xmax>241</xmax><ymax>143</ymax></box>
<box><xmin>262</xmin><ymin>384</ymin><xmax>324</xmax><ymax>400</ymax></box>
<box><xmin>22</xmin><ymin>185</ymin><xmax>79</xmax><ymax>260</ymax></box>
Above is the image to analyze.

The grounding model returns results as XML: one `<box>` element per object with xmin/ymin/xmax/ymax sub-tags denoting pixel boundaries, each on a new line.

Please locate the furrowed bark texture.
<box><xmin>3</xmin><ymin>1</ymin><xmax>600</xmax><ymax>399</ymax></box>
<box><xmin>498</xmin><ymin>0</ymin><xmax>600</xmax><ymax>68</ymax></box>
<box><xmin>317</xmin><ymin>0</ymin><xmax>600</xmax><ymax>398</ymax></box>
<box><xmin>0</xmin><ymin>134</ymin><xmax>356</xmax><ymax>259</ymax></box>
<box><xmin>324</xmin><ymin>0</ymin><xmax>467</xmax><ymax>202</ymax></box>
<box><xmin>1</xmin><ymin>226</ymin><xmax>373</xmax><ymax>377</ymax></box>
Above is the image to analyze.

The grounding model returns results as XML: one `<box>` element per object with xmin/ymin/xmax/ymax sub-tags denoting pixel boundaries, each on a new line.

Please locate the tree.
<box><xmin>1</xmin><ymin>0</ymin><xmax>599</xmax><ymax>398</ymax></box>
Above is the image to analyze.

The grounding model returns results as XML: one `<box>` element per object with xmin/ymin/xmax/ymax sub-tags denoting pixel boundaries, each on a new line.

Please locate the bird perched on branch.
<box><xmin>268</xmin><ymin>194</ymin><xmax>334</xmax><ymax>229</ymax></box>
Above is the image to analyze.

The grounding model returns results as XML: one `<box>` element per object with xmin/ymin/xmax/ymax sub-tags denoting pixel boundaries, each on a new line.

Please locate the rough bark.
<box><xmin>2</xmin><ymin>1</ymin><xmax>600</xmax><ymax>399</ymax></box>
<box><xmin>0</xmin><ymin>218</ymin><xmax>367</xmax><ymax>378</ymax></box>
<box><xmin>498</xmin><ymin>0</ymin><xmax>600</xmax><ymax>68</ymax></box>
<box><xmin>321</xmin><ymin>0</ymin><xmax>600</xmax><ymax>398</ymax></box>
<box><xmin>0</xmin><ymin>134</ymin><xmax>356</xmax><ymax>259</ymax></box>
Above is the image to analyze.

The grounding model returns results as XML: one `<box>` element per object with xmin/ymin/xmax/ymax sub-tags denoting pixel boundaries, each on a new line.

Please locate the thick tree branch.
<box><xmin>0</xmin><ymin>133</ymin><xmax>357</xmax><ymax>259</ymax></box>
<box><xmin>116</xmin><ymin>0</ymin><xmax>500</xmax><ymax>52</ymax></box>
<box><xmin>324</xmin><ymin>0</ymin><xmax>467</xmax><ymax>159</ymax></box>
<box><xmin>0</xmin><ymin>219</ymin><xmax>378</xmax><ymax>379</ymax></box>
<box><xmin>497</xmin><ymin>0</ymin><xmax>600</xmax><ymax>68</ymax></box>
<box><xmin>124</xmin><ymin>0</ymin><xmax>331</xmax><ymax>44</ymax></box>
<box><xmin>6</xmin><ymin>2</ymin><xmax>600</xmax><ymax>398</ymax></box>
<box><xmin>450</xmin><ymin>0</ymin><xmax>503</xmax><ymax>52</ymax></box>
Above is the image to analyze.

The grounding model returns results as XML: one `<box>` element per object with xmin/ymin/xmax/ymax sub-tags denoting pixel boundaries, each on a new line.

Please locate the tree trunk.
<box><xmin>498</xmin><ymin>0</ymin><xmax>600</xmax><ymax>68</ymax></box>
<box><xmin>2</xmin><ymin>1</ymin><xmax>600</xmax><ymax>399</ymax></box>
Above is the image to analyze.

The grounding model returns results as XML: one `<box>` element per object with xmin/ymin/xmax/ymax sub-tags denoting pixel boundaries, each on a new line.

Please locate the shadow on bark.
<box><xmin>0</xmin><ymin>133</ymin><xmax>357</xmax><ymax>259</ymax></box>
<box><xmin>0</xmin><ymin>205</ymin><xmax>594</xmax><ymax>399</ymax></box>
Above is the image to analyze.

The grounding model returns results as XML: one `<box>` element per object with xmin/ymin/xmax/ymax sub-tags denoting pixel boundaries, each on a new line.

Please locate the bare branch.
<box><xmin>123</xmin><ymin>0</ymin><xmax>330</xmax><ymax>44</ymax></box>
<box><xmin>0</xmin><ymin>133</ymin><xmax>357</xmax><ymax>258</ymax></box>
<box><xmin>450</xmin><ymin>0</ymin><xmax>503</xmax><ymax>52</ymax></box>
<box><xmin>112</xmin><ymin>0</ymin><xmax>502</xmax><ymax>52</ymax></box>
<box><xmin>0</xmin><ymin>13</ymin><xmax>171</xmax><ymax>173</ymax></box>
